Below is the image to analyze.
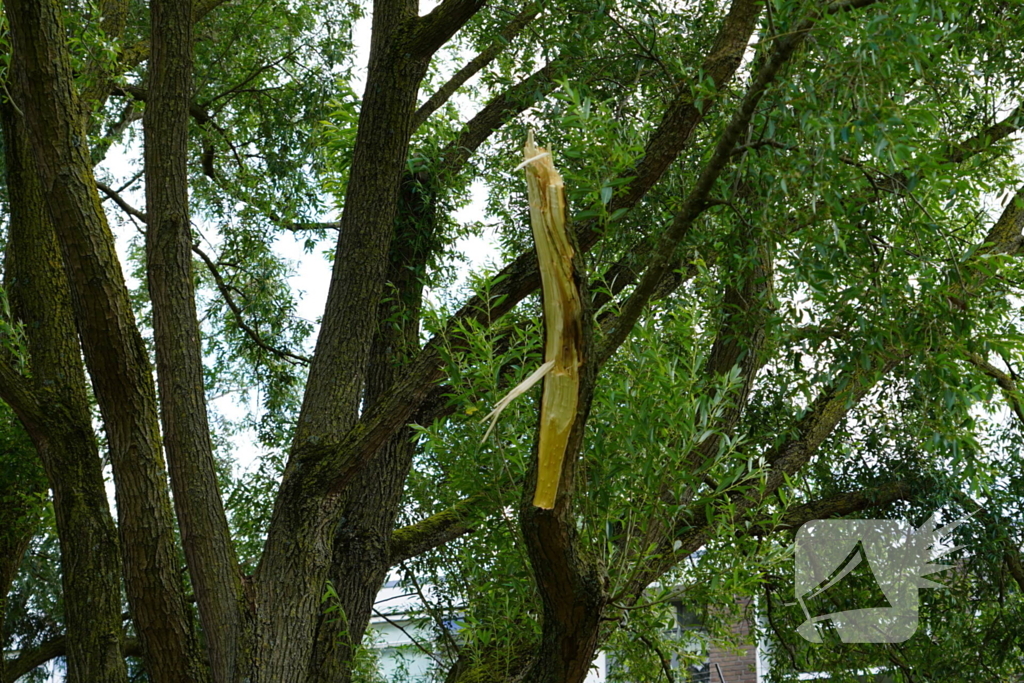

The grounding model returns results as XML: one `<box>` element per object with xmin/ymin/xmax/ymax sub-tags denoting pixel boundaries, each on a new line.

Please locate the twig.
<box><xmin>191</xmin><ymin>244</ymin><xmax>311</xmax><ymax>365</ymax></box>
<box><xmin>626</xmin><ymin>625</ymin><xmax>676</xmax><ymax>683</ymax></box>
<box><xmin>403</xmin><ymin>565</ymin><xmax>461</xmax><ymax>658</ymax></box>
<box><xmin>370</xmin><ymin>607</ymin><xmax>444</xmax><ymax>665</ymax></box>
<box><xmin>97</xmin><ymin>181</ymin><xmax>148</xmax><ymax>222</ymax></box>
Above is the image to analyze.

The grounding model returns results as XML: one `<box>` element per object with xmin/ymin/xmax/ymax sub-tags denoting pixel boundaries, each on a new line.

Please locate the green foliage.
<box><xmin>3</xmin><ymin>504</ymin><xmax>63</xmax><ymax>666</ymax></box>
<box><xmin>4</xmin><ymin>0</ymin><xmax>1024</xmax><ymax>679</ymax></box>
<box><xmin>322</xmin><ymin>580</ymin><xmax>388</xmax><ymax>683</ymax></box>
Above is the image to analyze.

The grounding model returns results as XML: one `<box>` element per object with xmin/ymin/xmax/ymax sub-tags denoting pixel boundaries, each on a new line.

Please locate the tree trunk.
<box><xmin>307</xmin><ymin>170</ymin><xmax>438</xmax><ymax>683</ymax></box>
<box><xmin>1</xmin><ymin>99</ymin><xmax>128</xmax><ymax>683</ymax></box>
<box><xmin>144</xmin><ymin>1</ymin><xmax>248</xmax><ymax>680</ymax></box>
<box><xmin>254</xmin><ymin>4</ymin><xmax>432</xmax><ymax>678</ymax></box>
<box><xmin>4</xmin><ymin>3</ymin><xmax>208</xmax><ymax>681</ymax></box>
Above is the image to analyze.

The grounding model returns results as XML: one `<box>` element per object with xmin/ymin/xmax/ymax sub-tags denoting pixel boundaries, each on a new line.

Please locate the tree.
<box><xmin>0</xmin><ymin>0</ymin><xmax>1023</xmax><ymax>680</ymax></box>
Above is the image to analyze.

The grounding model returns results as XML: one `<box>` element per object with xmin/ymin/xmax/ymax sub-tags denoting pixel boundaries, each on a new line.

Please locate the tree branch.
<box><xmin>192</xmin><ymin>245</ymin><xmax>311</xmax><ymax>365</ymax></box>
<box><xmin>111</xmin><ymin>84</ymin><xmax>213</xmax><ymax>125</ymax></box>
<box><xmin>0</xmin><ymin>360</ymin><xmax>45</xmax><ymax>432</ymax></box>
<box><xmin>117</xmin><ymin>0</ymin><xmax>233</xmax><ymax>71</ymax></box>
<box><xmin>298</xmin><ymin>0</ymin><xmax>763</xmax><ymax>498</ymax></box>
<box><xmin>629</xmin><ymin>627</ymin><xmax>677</xmax><ymax>683</ymax></box>
<box><xmin>966</xmin><ymin>352</ymin><xmax>1024</xmax><ymax>427</ymax></box>
<box><xmin>595</xmin><ymin>2</ymin><xmax>814</xmax><ymax>365</ymax></box>
<box><xmin>93</xmin><ymin>182</ymin><xmax>311</xmax><ymax>368</ymax></box>
<box><xmin>3</xmin><ymin>636</ymin><xmax>68</xmax><ymax>683</ymax></box>
<box><xmin>592</xmin><ymin>96</ymin><xmax>1024</xmax><ymax>341</ymax></box>
<box><xmin>388</xmin><ymin>494</ymin><xmax>489</xmax><ymax>567</ymax></box>
<box><xmin>616</xmin><ymin>350</ymin><xmax>906</xmax><ymax>603</ymax></box>
<box><xmin>3</xmin><ymin>636</ymin><xmax>142</xmax><ymax>683</ymax></box>
<box><xmin>409</xmin><ymin>0</ymin><xmax>488</xmax><ymax>60</ymax></box>
<box><xmin>954</xmin><ymin>494</ymin><xmax>1024</xmax><ymax>593</ymax></box>
<box><xmin>438</xmin><ymin>59</ymin><xmax>562</xmax><ymax>176</ymax></box>
<box><xmin>514</xmin><ymin>139</ymin><xmax>607</xmax><ymax>682</ymax></box>
<box><xmin>607</xmin><ymin>0</ymin><xmax>761</xmax><ymax>214</ymax></box>
<box><xmin>145</xmin><ymin>0</ymin><xmax>246</xmax><ymax>678</ymax></box>
<box><xmin>947</xmin><ymin>103</ymin><xmax>1023</xmax><ymax>164</ymax></box>
<box><xmin>413</xmin><ymin>4</ymin><xmax>541</xmax><ymax>128</ymax></box>
<box><xmin>759</xmin><ymin>481</ymin><xmax>912</xmax><ymax>534</ymax></box>
<box><xmin>96</xmin><ymin>181</ymin><xmax>148</xmax><ymax>222</ymax></box>
<box><xmin>979</xmin><ymin>184</ymin><xmax>1024</xmax><ymax>257</ymax></box>
<box><xmin>195</xmin><ymin>0</ymin><xmax>231</xmax><ymax>22</ymax></box>
<box><xmin>280</xmin><ymin>221</ymin><xmax>341</xmax><ymax>232</ymax></box>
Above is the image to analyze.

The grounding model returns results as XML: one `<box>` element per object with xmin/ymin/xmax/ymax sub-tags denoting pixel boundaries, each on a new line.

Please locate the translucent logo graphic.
<box><xmin>794</xmin><ymin>513</ymin><xmax>969</xmax><ymax>643</ymax></box>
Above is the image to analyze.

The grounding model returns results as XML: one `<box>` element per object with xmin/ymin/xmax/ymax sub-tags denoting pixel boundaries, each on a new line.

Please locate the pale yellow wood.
<box><xmin>522</xmin><ymin>131</ymin><xmax>582</xmax><ymax>509</ymax></box>
<box><xmin>480</xmin><ymin>360</ymin><xmax>555</xmax><ymax>442</ymax></box>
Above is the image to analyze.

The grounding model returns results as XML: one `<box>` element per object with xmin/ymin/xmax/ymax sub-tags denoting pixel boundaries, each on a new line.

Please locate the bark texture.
<box><xmin>254</xmin><ymin>1</ymin><xmax>436</xmax><ymax>677</ymax></box>
<box><xmin>307</xmin><ymin>170</ymin><xmax>437</xmax><ymax>683</ymax></box>
<box><xmin>4</xmin><ymin>2</ymin><xmax>207</xmax><ymax>681</ymax></box>
<box><xmin>1</xmin><ymin>99</ymin><xmax>128</xmax><ymax>683</ymax></box>
<box><xmin>144</xmin><ymin>1</ymin><xmax>247</xmax><ymax>680</ymax></box>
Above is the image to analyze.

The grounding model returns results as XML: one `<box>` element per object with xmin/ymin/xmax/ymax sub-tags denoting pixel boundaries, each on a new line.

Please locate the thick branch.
<box><xmin>117</xmin><ymin>0</ymin><xmax>233</xmax><ymax>71</ymax></box>
<box><xmin>439</xmin><ymin>60</ymin><xmax>562</xmax><ymax>176</ymax></box>
<box><xmin>2</xmin><ymin>95</ymin><xmax>128</xmax><ymax>683</ymax></box>
<box><xmin>111</xmin><ymin>84</ymin><xmax>213</xmax><ymax>125</ymax></box>
<box><xmin>0</xmin><ymin>362</ymin><xmax>45</xmax><ymax>432</ymax></box>
<box><xmin>593</xmin><ymin>98</ymin><xmax>1024</xmax><ymax>333</ymax></box>
<box><xmin>947</xmin><ymin>103</ymin><xmax>1023</xmax><ymax>164</ymax></box>
<box><xmin>4</xmin><ymin>637</ymin><xmax>142</xmax><ymax>683</ymax></box>
<box><xmin>765</xmin><ymin>481</ymin><xmax>912</xmax><ymax>533</ymax></box>
<box><xmin>388</xmin><ymin>494</ymin><xmax>488</xmax><ymax>567</ymax></box>
<box><xmin>608</xmin><ymin>0</ymin><xmax>761</xmax><ymax>214</ymax></box>
<box><xmin>4</xmin><ymin>636</ymin><xmax>67</xmax><ymax>683</ymax></box>
<box><xmin>145</xmin><ymin>0</ymin><xmax>246</xmax><ymax>680</ymax></box>
<box><xmin>195</xmin><ymin>0</ymin><xmax>231</xmax><ymax>22</ymax></box>
<box><xmin>980</xmin><ymin>184</ymin><xmax>1024</xmax><ymax>257</ymax></box>
<box><xmin>409</xmin><ymin>0</ymin><xmax>488</xmax><ymax>59</ymax></box>
<box><xmin>515</xmin><ymin>139</ymin><xmax>606</xmax><ymax>683</ymax></box>
<box><xmin>257</xmin><ymin>0</ymin><xmax>434</xmax><ymax>673</ymax></box>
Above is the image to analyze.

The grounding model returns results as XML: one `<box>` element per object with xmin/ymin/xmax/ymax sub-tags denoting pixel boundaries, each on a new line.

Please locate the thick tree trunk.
<box><xmin>254</xmin><ymin>3</ymin><xmax>432</xmax><ymax>678</ymax></box>
<box><xmin>144</xmin><ymin>1</ymin><xmax>248</xmax><ymax>680</ymax></box>
<box><xmin>1</xmin><ymin>101</ymin><xmax>128</xmax><ymax>683</ymax></box>
<box><xmin>4</xmin><ymin>3</ymin><xmax>208</xmax><ymax>681</ymax></box>
<box><xmin>307</xmin><ymin>170</ymin><xmax>438</xmax><ymax>683</ymax></box>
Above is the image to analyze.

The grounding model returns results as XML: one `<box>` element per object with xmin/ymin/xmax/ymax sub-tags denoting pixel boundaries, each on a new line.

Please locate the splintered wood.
<box><xmin>525</xmin><ymin>134</ymin><xmax>585</xmax><ymax>511</ymax></box>
<box><xmin>480</xmin><ymin>133</ymin><xmax>582</xmax><ymax>508</ymax></box>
